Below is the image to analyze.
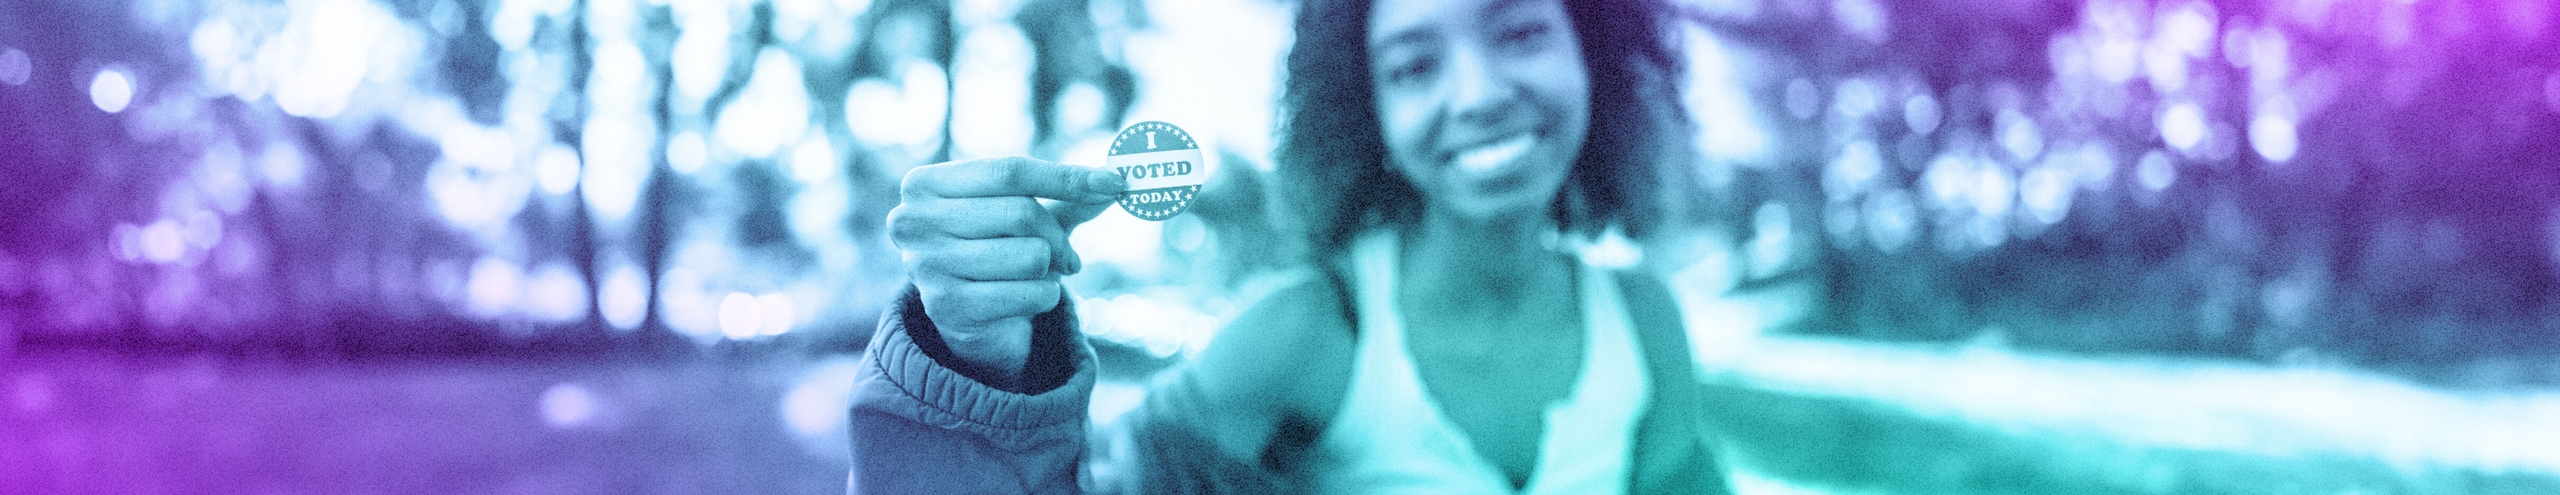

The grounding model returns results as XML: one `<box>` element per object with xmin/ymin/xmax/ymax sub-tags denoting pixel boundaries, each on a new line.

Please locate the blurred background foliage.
<box><xmin>2</xmin><ymin>0</ymin><xmax>2555</xmax><ymax>377</ymax></box>
<box><xmin>4</xmin><ymin>0</ymin><xmax>2560</xmax><ymax>492</ymax></box>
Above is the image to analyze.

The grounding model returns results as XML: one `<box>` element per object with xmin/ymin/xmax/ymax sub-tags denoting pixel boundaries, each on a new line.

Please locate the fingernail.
<box><xmin>1085</xmin><ymin>170</ymin><xmax>1126</xmax><ymax>197</ymax></box>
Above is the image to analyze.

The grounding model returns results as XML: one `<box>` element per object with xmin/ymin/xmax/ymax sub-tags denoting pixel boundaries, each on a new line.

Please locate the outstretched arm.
<box><xmin>848</xmin><ymin>285</ymin><xmax>1093</xmax><ymax>495</ymax></box>
<box><xmin>855</xmin><ymin>152</ymin><xmax>1358</xmax><ymax>494</ymax></box>
<box><xmin>847</xmin><ymin>156</ymin><xmax>1118</xmax><ymax>494</ymax></box>
<box><xmin>1084</xmin><ymin>271</ymin><xmax>1357</xmax><ymax>494</ymax></box>
<box><xmin>849</xmin><ymin>272</ymin><xmax>1356</xmax><ymax>495</ymax></box>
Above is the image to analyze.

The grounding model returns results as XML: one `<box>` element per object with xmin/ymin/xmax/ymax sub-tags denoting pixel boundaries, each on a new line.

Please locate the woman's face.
<box><xmin>1368</xmin><ymin>0</ymin><xmax>1589</xmax><ymax>223</ymax></box>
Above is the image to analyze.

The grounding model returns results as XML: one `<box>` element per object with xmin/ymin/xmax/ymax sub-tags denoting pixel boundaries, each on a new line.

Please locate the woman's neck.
<box><xmin>1400</xmin><ymin>207</ymin><xmax>1569</xmax><ymax>305</ymax></box>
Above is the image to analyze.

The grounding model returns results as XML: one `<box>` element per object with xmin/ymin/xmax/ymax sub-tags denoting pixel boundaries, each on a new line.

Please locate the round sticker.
<box><xmin>1102</xmin><ymin>121</ymin><xmax>1209</xmax><ymax>221</ymax></box>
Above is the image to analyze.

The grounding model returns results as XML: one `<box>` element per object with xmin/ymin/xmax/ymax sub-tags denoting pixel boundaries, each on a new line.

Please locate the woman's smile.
<box><xmin>1453</xmin><ymin>132</ymin><xmax>1535</xmax><ymax>175</ymax></box>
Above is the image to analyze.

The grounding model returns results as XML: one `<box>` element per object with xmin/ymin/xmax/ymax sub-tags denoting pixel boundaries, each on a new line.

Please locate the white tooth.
<box><xmin>1456</xmin><ymin>135</ymin><xmax>1534</xmax><ymax>174</ymax></box>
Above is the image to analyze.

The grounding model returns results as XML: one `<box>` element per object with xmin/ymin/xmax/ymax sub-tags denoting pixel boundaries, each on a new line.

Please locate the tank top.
<box><xmin>1313</xmin><ymin>231</ymin><xmax>1652</xmax><ymax>494</ymax></box>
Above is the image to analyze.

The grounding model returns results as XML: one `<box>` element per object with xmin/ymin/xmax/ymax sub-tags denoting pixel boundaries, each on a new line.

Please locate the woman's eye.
<box><xmin>1495</xmin><ymin>21</ymin><xmax>1552</xmax><ymax>51</ymax></box>
<box><xmin>1384</xmin><ymin>56</ymin><xmax>1437</xmax><ymax>86</ymax></box>
<box><xmin>1495</xmin><ymin>22</ymin><xmax>1536</xmax><ymax>43</ymax></box>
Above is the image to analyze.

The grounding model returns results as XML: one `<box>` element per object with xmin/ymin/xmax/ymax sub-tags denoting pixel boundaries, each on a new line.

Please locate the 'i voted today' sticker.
<box><xmin>1102</xmin><ymin>121</ymin><xmax>1208</xmax><ymax>221</ymax></box>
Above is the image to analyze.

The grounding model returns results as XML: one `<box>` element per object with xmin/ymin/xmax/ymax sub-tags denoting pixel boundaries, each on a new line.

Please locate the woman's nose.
<box><xmin>1443</xmin><ymin>44</ymin><xmax>1516</xmax><ymax>126</ymax></box>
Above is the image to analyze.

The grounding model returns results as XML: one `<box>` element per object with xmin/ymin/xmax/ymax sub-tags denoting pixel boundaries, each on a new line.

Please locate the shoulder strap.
<box><xmin>1325</xmin><ymin>265</ymin><xmax>1360</xmax><ymax>337</ymax></box>
<box><xmin>1614</xmin><ymin>270</ymin><xmax>1695</xmax><ymax>411</ymax></box>
<box><xmin>1615</xmin><ymin>270</ymin><xmax>1735</xmax><ymax>494</ymax></box>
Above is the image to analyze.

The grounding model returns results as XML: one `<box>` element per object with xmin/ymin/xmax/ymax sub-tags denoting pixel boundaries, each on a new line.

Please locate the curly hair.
<box><xmin>1273</xmin><ymin>0</ymin><xmax>1692</xmax><ymax>265</ymax></box>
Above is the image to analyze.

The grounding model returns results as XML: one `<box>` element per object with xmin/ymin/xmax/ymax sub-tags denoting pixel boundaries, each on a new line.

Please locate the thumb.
<box><xmin>1048</xmin><ymin>164</ymin><xmax>1124</xmax><ymax>232</ymax></box>
<box><xmin>1048</xmin><ymin>196</ymin><xmax>1117</xmax><ymax>233</ymax></box>
<box><xmin>1042</xmin><ymin>169</ymin><xmax>1123</xmax><ymax>275</ymax></box>
<box><xmin>1041</xmin><ymin>198</ymin><xmax>1115</xmax><ymax>275</ymax></box>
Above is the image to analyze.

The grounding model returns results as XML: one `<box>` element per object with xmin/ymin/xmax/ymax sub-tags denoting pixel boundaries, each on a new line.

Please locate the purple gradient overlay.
<box><xmin>1</xmin><ymin>0</ymin><xmax>2558</xmax><ymax>493</ymax></box>
<box><xmin>1684</xmin><ymin>0</ymin><xmax>2560</xmax><ymax>374</ymax></box>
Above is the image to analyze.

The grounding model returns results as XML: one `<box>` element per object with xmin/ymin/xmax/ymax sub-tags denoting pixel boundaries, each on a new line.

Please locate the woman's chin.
<box><xmin>1429</xmin><ymin>193</ymin><xmax>1556</xmax><ymax>228</ymax></box>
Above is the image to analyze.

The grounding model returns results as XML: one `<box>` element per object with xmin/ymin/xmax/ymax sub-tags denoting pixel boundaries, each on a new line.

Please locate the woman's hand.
<box><xmin>888</xmin><ymin>157</ymin><xmax>1126</xmax><ymax>386</ymax></box>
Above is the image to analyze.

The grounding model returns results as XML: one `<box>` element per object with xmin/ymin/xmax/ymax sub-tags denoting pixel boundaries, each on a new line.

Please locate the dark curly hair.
<box><xmin>1274</xmin><ymin>0</ymin><xmax>1693</xmax><ymax>264</ymax></box>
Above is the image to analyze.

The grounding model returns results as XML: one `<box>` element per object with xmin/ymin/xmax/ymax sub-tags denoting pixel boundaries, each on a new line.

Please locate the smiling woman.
<box><xmin>1280</xmin><ymin>0</ymin><xmax>1689</xmax><ymax>264</ymax></box>
<box><xmin>1365</xmin><ymin>0</ymin><xmax>1592</xmax><ymax>225</ymax></box>
<box><xmin>851</xmin><ymin>0</ymin><xmax>1720</xmax><ymax>493</ymax></box>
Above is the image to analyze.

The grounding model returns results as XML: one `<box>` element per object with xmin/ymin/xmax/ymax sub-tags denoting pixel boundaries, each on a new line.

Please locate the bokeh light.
<box><xmin>539</xmin><ymin>382</ymin><xmax>600</xmax><ymax>429</ymax></box>
<box><xmin>87</xmin><ymin>68</ymin><xmax>132</xmax><ymax>113</ymax></box>
<box><xmin>0</xmin><ymin>47</ymin><xmax>29</xmax><ymax>86</ymax></box>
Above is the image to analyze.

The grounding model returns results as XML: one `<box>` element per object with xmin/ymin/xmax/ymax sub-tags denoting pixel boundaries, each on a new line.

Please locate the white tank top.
<box><xmin>1313</xmin><ymin>232</ymin><xmax>1651</xmax><ymax>494</ymax></box>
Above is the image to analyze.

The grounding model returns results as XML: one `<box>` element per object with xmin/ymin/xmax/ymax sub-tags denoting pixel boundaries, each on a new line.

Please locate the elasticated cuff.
<box><xmin>855</xmin><ymin>284</ymin><xmax>1095</xmax><ymax>450</ymax></box>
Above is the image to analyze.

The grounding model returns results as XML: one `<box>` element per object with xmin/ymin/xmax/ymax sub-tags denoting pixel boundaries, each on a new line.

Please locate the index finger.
<box><xmin>907</xmin><ymin>157</ymin><xmax>1128</xmax><ymax>202</ymax></box>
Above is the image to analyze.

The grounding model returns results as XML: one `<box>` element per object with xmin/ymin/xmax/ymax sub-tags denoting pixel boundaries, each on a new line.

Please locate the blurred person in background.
<box><xmin>848</xmin><ymin>0</ymin><xmax>1731</xmax><ymax>492</ymax></box>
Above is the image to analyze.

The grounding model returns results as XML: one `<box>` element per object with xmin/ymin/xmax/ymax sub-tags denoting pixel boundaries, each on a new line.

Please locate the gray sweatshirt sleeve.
<box><xmin>847</xmin><ymin>285</ymin><xmax>1096</xmax><ymax>494</ymax></box>
<box><xmin>849</xmin><ymin>282</ymin><xmax>1329</xmax><ymax>495</ymax></box>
